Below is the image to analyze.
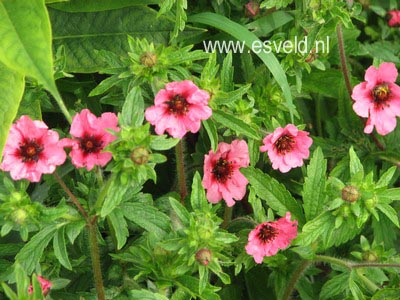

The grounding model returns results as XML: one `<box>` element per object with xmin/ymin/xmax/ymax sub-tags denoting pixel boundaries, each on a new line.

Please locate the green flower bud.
<box><xmin>365</xmin><ymin>198</ymin><xmax>376</xmax><ymax>209</ymax></box>
<box><xmin>12</xmin><ymin>209</ymin><xmax>27</xmax><ymax>224</ymax></box>
<box><xmin>140</xmin><ymin>51</ymin><xmax>157</xmax><ymax>68</ymax></box>
<box><xmin>362</xmin><ymin>251</ymin><xmax>378</xmax><ymax>262</ymax></box>
<box><xmin>131</xmin><ymin>147</ymin><xmax>150</xmax><ymax>165</ymax></box>
<box><xmin>195</xmin><ymin>248</ymin><xmax>212</xmax><ymax>266</ymax></box>
<box><xmin>10</xmin><ymin>192</ymin><xmax>23</xmax><ymax>202</ymax></box>
<box><xmin>341</xmin><ymin>185</ymin><xmax>360</xmax><ymax>203</ymax></box>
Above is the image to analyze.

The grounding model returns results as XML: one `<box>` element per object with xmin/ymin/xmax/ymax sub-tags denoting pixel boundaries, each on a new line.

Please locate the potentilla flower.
<box><xmin>388</xmin><ymin>10</ymin><xmax>400</xmax><ymax>27</ymax></box>
<box><xmin>0</xmin><ymin>116</ymin><xmax>66</xmax><ymax>182</ymax></box>
<box><xmin>260</xmin><ymin>124</ymin><xmax>312</xmax><ymax>173</ymax></box>
<box><xmin>202</xmin><ymin>140</ymin><xmax>250</xmax><ymax>207</ymax></box>
<box><xmin>62</xmin><ymin>109</ymin><xmax>119</xmax><ymax>170</ymax></box>
<box><xmin>28</xmin><ymin>275</ymin><xmax>52</xmax><ymax>295</ymax></box>
<box><xmin>352</xmin><ymin>62</ymin><xmax>400</xmax><ymax>135</ymax></box>
<box><xmin>145</xmin><ymin>80</ymin><xmax>212</xmax><ymax>138</ymax></box>
<box><xmin>245</xmin><ymin>212</ymin><xmax>298</xmax><ymax>264</ymax></box>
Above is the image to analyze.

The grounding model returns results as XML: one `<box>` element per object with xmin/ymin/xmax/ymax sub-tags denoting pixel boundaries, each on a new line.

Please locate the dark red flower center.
<box><xmin>167</xmin><ymin>95</ymin><xmax>189</xmax><ymax>116</ymax></box>
<box><xmin>18</xmin><ymin>139</ymin><xmax>43</xmax><ymax>163</ymax></box>
<box><xmin>212</xmin><ymin>158</ymin><xmax>234</xmax><ymax>183</ymax></box>
<box><xmin>274</xmin><ymin>134</ymin><xmax>295</xmax><ymax>155</ymax></box>
<box><xmin>257</xmin><ymin>224</ymin><xmax>278</xmax><ymax>244</ymax></box>
<box><xmin>372</xmin><ymin>83</ymin><xmax>390</xmax><ymax>107</ymax></box>
<box><xmin>79</xmin><ymin>134</ymin><xmax>103</xmax><ymax>154</ymax></box>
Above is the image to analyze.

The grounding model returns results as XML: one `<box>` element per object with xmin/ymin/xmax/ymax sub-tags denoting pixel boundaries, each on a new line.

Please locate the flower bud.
<box><xmin>341</xmin><ymin>185</ymin><xmax>360</xmax><ymax>203</ymax></box>
<box><xmin>245</xmin><ymin>1</ymin><xmax>260</xmax><ymax>17</ymax></box>
<box><xmin>140</xmin><ymin>51</ymin><xmax>157</xmax><ymax>68</ymax></box>
<box><xmin>362</xmin><ymin>251</ymin><xmax>378</xmax><ymax>262</ymax></box>
<box><xmin>131</xmin><ymin>147</ymin><xmax>149</xmax><ymax>165</ymax></box>
<box><xmin>10</xmin><ymin>192</ymin><xmax>23</xmax><ymax>202</ymax></box>
<box><xmin>12</xmin><ymin>209</ymin><xmax>27</xmax><ymax>224</ymax></box>
<box><xmin>195</xmin><ymin>248</ymin><xmax>212</xmax><ymax>266</ymax></box>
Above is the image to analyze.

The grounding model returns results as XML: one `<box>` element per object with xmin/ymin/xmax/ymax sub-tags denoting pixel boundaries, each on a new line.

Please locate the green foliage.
<box><xmin>0</xmin><ymin>63</ymin><xmax>24</xmax><ymax>165</ymax></box>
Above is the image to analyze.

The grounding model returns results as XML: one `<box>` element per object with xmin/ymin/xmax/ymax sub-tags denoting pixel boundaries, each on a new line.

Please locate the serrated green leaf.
<box><xmin>303</xmin><ymin>147</ymin><xmax>327</xmax><ymax>221</ymax></box>
<box><xmin>371</xmin><ymin>288</ymin><xmax>400</xmax><ymax>300</ymax></box>
<box><xmin>101</xmin><ymin>181</ymin><xmax>129</xmax><ymax>217</ymax></box>
<box><xmin>320</xmin><ymin>272</ymin><xmax>350</xmax><ymax>300</ymax></box>
<box><xmin>49</xmin><ymin>0</ymin><xmax>160</xmax><ymax>12</ymax></box>
<box><xmin>190</xmin><ymin>172</ymin><xmax>208</xmax><ymax>211</ymax></box>
<box><xmin>189</xmin><ymin>12</ymin><xmax>296</xmax><ymax>121</ymax></box>
<box><xmin>295</xmin><ymin>212</ymin><xmax>332</xmax><ymax>246</ymax></box>
<box><xmin>15</xmin><ymin>225</ymin><xmax>57</xmax><ymax>274</ymax></box>
<box><xmin>213</xmin><ymin>110</ymin><xmax>260</xmax><ymax>140</ymax></box>
<box><xmin>150</xmin><ymin>135</ymin><xmax>180</xmax><ymax>151</ymax></box>
<box><xmin>349</xmin><ymin>147</ymin><xmax>364</xmax><ymax>177</ymax></box>
<box><xmin>203</xmin><ymin>118</ymin><xmax>218</xmax><ymax>152</ymax></box>
<box><xmin>169</xmin><ymin>197</ymin><xmax>191</xmax><ymax>226</ymax></box>
<box><xmin>0</xmin><ymin>62</ymin><xmax>24</xmax><ymax>158</ymax></box>
<box><xmin>53</xmin><ymin>226</ymin><xmax>72</xmax><ymax>270</ymax></box>
<box><xmin>241</xmin><ymin>167</ymin><xmax>305</xmax><ymax>224</ymax></box>
<box><xmin>121</xmin><ymin>86</ymin><xmax>144</xmax><ymax>127</ymax></box>
<box><xmin>15</xmin><ymin>263</ymin><xmax>29</xmax><ymax>298</ymax></box>
<box><xmin>379</xmin><ymin>188</ymin><xmax>400</xmax><ymax>201</ymax></box>
<box><xmin>0</xmin><ymin>0</ymin><xmax>60</xmax><ymax>104</ymax></box>
<box><xmin>220</xmin><ymin>52</ymin><xmax>233</xmax><ymax>92</ymax></box>
<box><xmin>349</xmin><ymin>271</ymin><xmax>366</xmax><ymax>300</ymax></box>
<box><xmin>376</xmin><ymin>203</ymin><xmax>399</xmax><ymax>227</ymax></box>
<box><xmin>108</xmin><ymin>207</ymin><xmax>129</xmax><ymax>250</ymax></box>
<box><xmin>376</xmin><ymin>166</ymin><xmax>397</xmax><ymax>189</ymax></box>
<box><xmin>248</xmin><ymin>187</ymin><xmax>267</xmax><ymax>223</ymax></box>
<box><xmin>128</xmin><ymin>289</ymin><xmax>169</xmax><ymax>300</ymax></box>
<box><xmin>121</xmin><ymin>202</ymin><xmax>170</xmax><ymax>237</ymax></box>
<box><xmin>65</xmin><ymin>220</ymin><xmax>86</xmax><ymax>245</ymax></box>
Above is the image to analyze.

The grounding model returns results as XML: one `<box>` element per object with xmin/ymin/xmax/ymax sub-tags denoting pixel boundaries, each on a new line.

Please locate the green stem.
<box><xmin>53</xmin><ymin>92</ymin><xmax>72</xmax><ymax>124</ymax></box>
<box><xmin>222</xmin><ymin>206</ymin><xmax>233</xmax><ymax>229</ymax></box>
<box><xmin>315</xmin><ymin>255</ymin><xmax>400</xmax><ymax>269</ymax></box>
<box><xmin>88</xmin><ymin>222</ymin><xmax>105</xmax><ymax>300</ymax></box>
<box><xmin>175</xmin><ymin>139</ymin><xmax>188</xmax><ymax>204</ymax></box>
<box><xmin>282</xmin><ymin>260</ymin><xmax>311</xmax><ymax>300</ymax></box>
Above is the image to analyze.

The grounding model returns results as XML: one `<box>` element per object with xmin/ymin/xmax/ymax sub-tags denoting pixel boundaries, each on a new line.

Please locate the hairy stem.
<box><xmin>336</xmin><ymin>23</ymin><xmax>353</xmax><ymax>99</ymax></box>
<box><xmin>88</xmin><ymin>222</ymin><xmax>105</xmax><ymax>300</ymax></box>
<box><xmin>54</xmin><ymin>172</ymin><xmax>105</xmax><ymax>299</ymax></box>
<box><xmin>315</xmin><ymin>255</ymin><xmax>400</xmax><ymax>269</ymax></box>
<box><xmin>282</xmin><ymin>260</ymin><xmax>312</xmax><ymax>300</ymax></box>
<box><xmin>175</xmin><ymin>139</ymin><xmax>188</xmax><ymax>204</ymax></box>
<box><xmin>54</xmin><ymin>172</ymin><xmax>89</xmax><ymax>221</ymax></box>
<box><xmin>222</xmin><ymin>206</ymin><xmax>233</xmax><ymax>229</ymax></box>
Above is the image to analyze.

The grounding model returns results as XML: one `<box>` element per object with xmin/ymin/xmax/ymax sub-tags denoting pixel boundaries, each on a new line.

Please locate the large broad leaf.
<box><xmin>49</xmin><ymin>0</ymin><xmax>160</xmax><ymax>12</ymax></box>
<box><xmin>189</xmin><ymin>12</ymin><xmax>296</xmax><ymax>121</ymax></box>
<box><xmin>50</xmin><ymin>6</ymin><xmax>201</xmax><ymax>73</ymax></box>
<box><xmin>0</xmin><ymin>62</ymin><xmax>24</xmax><ymax>157</ymax></box>
<box><xmin>0</xmin><ymin>0</ymin><xmax>59</xmax><ymax>98</ymax></box>
<box><xmin>241</xmin><ymin>167</ymin><xmax>305</xmax><ymax>225</ymax></box>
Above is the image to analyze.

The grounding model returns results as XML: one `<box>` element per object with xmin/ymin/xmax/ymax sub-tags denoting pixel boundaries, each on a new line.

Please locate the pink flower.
<box><xmin>352</xmin><ymin>62</ymin><xmax>400</xmax><ymax>135</ymax></box>
<box><xmin>0</xmin><ymin>116</ymin><xmax>66</xmax><ymax>182</ymax></box>
<box><xmin>28</xmin><ymin>275</ymin><xmax>52</xmax><ymax>296</ymax></box>
<box><xmin>245</xmin><ymin>212</ymin><xmax>298</xmax><ymax>264</ymax></box>
<box><xmin>260</xmin><ymin>124</ymin><xmax>312</xmax><ymax>173</ymax></box>
<box><xmin>62</xmin><ymin>109</ymin><xmax>119</xmax><ymax>170</ymax></box>
<box><xmin>388</xmin><ymin>10</ymin><xmax>400</xmax><ymax>27</ymax></box>
<box><xmin>145</xmin><ymin>80</ymin><xmax>212</xmax><ymax>138</ymax></box>
<box><xmin>202</xmin><ymin>140</ymin><xmax>250</xmax><ymax>207</ymax></box>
